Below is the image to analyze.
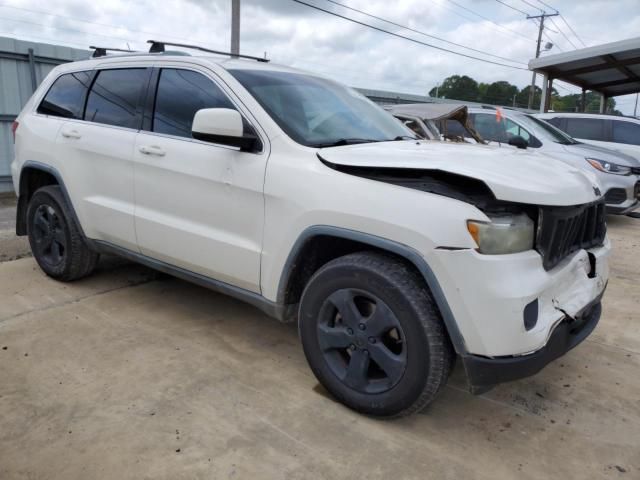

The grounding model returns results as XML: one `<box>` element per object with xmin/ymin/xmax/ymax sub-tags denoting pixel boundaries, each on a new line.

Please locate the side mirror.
<box><xmin>192</xmin><ymin>108</ymin><xmax>259</xmax><ymax>152</ymax></box>
<box><xmin>508</xmin><ymin>135</ymin><xmax>528</xmax><ymax>149</ymax></box>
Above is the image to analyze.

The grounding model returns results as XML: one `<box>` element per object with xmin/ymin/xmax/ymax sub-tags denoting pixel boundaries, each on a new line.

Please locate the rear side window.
<box><xmin>612</xmin><ymin>120</ymin><xmax>640</xmax><ymax>145</ymax></box>
<box><xmin>37</xmin><ymin>71</ymin><xmax>92</xmax><ymax>119</ymax></box>
<box><xmin>565</xmin><ymin>118</ymin><xmax>606</xmax><ymax>141</ymax></box>
<box><xmin>153</xmin><ymin>69</ymin><xmax>234</xmax><ymax>138</ymax></box>
<box><xmin>85</xmin><ymin>69</ymin><xmax>147</xmax><ymax>129</ymax></box>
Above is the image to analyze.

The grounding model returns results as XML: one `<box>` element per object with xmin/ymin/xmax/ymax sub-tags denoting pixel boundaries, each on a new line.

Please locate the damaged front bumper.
<box><xmin>431</xmin><ymin>237</ymin><xmax>610</xmax><ymax>391</ymax></box>
<box><xmin>462</xmin><ymin>294</ymin><xmax>603</xmax><ymax>393</ymax></box>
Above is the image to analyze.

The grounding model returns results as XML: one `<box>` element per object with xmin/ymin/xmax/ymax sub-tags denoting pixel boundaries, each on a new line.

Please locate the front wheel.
<box><xmin>26</xmin><ymin>185</ymin><xmax>99</xmax><ymax>281</ymax></box>
<box><xmin>299</xmin><ymin>252</ymin><xmax>454</xmax><ymax>418</ymax></box>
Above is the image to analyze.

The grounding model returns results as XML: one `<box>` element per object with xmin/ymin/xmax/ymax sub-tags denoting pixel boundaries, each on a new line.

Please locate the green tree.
<box><xmin>429</xmin><ymin>75</ymin><xmax>479</xmax><ymax>102</ymax></box>
<box><xmin>482</xmin><ymin>81</ymin><xmax>519</xmax><ymax>106</ymax></box>
<box><xmin>516</xmin><ymin>85</ymin><xmax>560</xmax><ymax>109</ymax></box>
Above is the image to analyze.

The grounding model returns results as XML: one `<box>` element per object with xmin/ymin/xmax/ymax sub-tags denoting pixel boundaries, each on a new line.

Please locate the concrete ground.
<box><xmin>0</xmin><ymin>202</ymin><xmax>638</xmax><ymax>479</ymax></box>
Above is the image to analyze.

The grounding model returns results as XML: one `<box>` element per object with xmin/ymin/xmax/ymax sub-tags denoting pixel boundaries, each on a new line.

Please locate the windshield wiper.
<box><xmin>310</xmin><ymin>138</ymin><xmax>381</xmax><ymax>148</ymax></box>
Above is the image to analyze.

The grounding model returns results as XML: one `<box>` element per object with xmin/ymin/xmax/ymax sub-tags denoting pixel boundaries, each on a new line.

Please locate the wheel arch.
<box><xmin>276</xmin><ymin>226</ymin><xmax>467</xmax><ymax>354</ymax></box>
<box><xmin>16</xmin><ymin>161</ymin><xmax>85</xmax><ymax>239</ymax></box>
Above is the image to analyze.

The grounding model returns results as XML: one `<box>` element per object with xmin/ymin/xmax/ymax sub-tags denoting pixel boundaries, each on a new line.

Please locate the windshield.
<box><xmin>229</xmin><ymin>69</ymin><xmax>414</xmax><ymax>147</ymax></box>
<box><xmin>520</xmin><ymin>114</ymin><xmax>579</xmax><ymax>145</ymax></box>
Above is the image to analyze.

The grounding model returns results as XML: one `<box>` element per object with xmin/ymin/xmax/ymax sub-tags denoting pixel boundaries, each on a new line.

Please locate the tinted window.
<box><xmin>85</xmin><ymin>69</ymin><xmax>147</xmax><ymax>128</ymax></box>
<box><xmin>612</xmin><ymin>120</ymin><xmax>640</xmax><ymax>145</ymax></box>
<box><xmin>565</xmin><ymin>118</ymin><xmax>606</xmax><ymax>141</ymax></box>
<box><xmin>443</xmin><ymin>119</ymin><xmax>468</xmax><ymax>137</ymax></box>
<box><xmin>153</xmin><ymin>69</ymin><xmax>234</xmax><ymax>138</ymax></box>
<box><xmin>37</xmin><ymin>71</ymin><xmax>92</xmax><ymax>119</ymax></box>
<box><xmin>545</xmin><ymin>117</ymin><xmax>563</xmax><ymax>129</ymax></box>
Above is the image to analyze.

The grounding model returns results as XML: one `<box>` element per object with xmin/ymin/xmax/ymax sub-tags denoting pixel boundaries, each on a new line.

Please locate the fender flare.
<box><xmin>276</xmin><ymin>225</ymin><xmax>468</xmax><ymax>354</ymax></box>
<box><xmin>16</xmin><ymin>161</ymin><xmax>87</xmax><ymax>239</ymax></box>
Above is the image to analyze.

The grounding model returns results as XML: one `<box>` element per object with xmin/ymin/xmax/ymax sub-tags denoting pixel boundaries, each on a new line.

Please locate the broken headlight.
<box><xmin>467</xmin><ymin>213</ymin><xmax>534</xmax><ymax>254</ymax></box>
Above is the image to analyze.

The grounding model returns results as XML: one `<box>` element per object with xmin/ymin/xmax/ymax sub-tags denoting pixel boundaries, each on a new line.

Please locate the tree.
<box><xmin>429</xmin><ymin>75</ymin><xmax>479</xmax><ymax>102</ymax></box>
<box><xmin>482</xmin><ymin>81</ymin><xmax>519</xmax><ymax>106</ymax></box>
<box><xmin>516</xmin><ymin>85</ymin><xmax>560</xmax><ymax>109</ymax></box>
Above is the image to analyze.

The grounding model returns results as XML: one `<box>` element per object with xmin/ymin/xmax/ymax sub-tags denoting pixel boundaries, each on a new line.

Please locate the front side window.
<box><xmin>85</xmin><ymin>68</ymin><xmax>147</xmax><ymax>129</ymax></box>
<box><xmin>565</xmin><ymin>118</ymin><xmax>606</xmax><ymax>141</ymax></box>
<box><xmin>229</xmin><ymin>69</ymin><xmax>412</xmax><ymax>147</ymax></box>
<box><xmin>472</xmin><ymin>113</ymin><xmax>533</xmax><ymax>144</ymax></box>
<box><xmin>612</xmin><ymin>120</ymin><xmax>640</xmax><ymax>145</ymax></box>
<box><xmin>153</xmin><ymin>69</ymin><xmax>235</xmax><ymax>138</ymax></box>
<box><xmin>37</xmin><ymin>71</ymin><xmax>92</xmax><ymax>119</ymax></box>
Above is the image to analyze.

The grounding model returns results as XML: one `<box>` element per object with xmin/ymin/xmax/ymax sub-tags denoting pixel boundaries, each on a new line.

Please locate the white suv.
<box><xmin>11</xmin><ymin>42</ymin><xmax>610</xmax><ymax>418</ymax></box>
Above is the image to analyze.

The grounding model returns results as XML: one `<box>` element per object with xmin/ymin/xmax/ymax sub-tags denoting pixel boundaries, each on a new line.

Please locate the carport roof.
<box><xmin>529</xmin><ymin>37</ymin><xmax>640</xmax><ymax>97</ymax></box>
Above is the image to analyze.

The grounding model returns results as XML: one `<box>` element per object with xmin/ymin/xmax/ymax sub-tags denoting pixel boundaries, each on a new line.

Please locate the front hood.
<box><xmin>319</xmin><ymin>141</ymin><xmax>602</xmax><ymax>206</ymax></box>
<box><xmin>563</xmin><ymin>142</ymin><xmax>640</xmax><ymax>167</ymax></box>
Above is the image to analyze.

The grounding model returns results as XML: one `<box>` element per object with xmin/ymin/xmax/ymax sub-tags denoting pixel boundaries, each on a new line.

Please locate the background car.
<box><xmin>463</xmin><ymin>107</ymin><xmax>640</xmax><ymax>215</ymax></box>
<box><xmin>387</xmin><ymin>104</ymin><xmax>485</xmax><ymax>143</ymax></box>
<box><xmin>535</xmin><ymin>113</ymin><xmax>640</xmax><ymax>160</ymax></box>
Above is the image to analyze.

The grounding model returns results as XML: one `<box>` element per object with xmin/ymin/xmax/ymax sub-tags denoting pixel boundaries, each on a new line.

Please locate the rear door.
<box><xmin>564</xmin><ymin>117</ymin><xmax>610</xmax><ymax>150</ymax></box>
<box><xmin>610</xmin><ymin>119</ymin><xmax>640</xmax><ymax>158</ymax></box>
<box><xmin>55</xmin><ymin>67</ymin><xmax>150</xmax><ymax>250</ymax></box>
<box><xmin>132</xmin><ymin>65</ymin><xmax>268</xmax><ymax>292</ymax></box>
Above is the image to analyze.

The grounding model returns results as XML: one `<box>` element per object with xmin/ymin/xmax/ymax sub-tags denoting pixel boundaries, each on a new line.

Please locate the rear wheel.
<box><xmin>299</xmin><ymin>252</ymin><xmax>454</xmax><ymax>418</ymax></box>
<box><xmin>27</xmin><ymin>185</ymin><xmax>98</xmax><ymax>281</ymax></box>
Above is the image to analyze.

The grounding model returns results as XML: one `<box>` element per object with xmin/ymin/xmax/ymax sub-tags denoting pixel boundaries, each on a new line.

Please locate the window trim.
<box><xmin>140</xmin><ymin>65</ymin><xmax>265</xmax><ymax>153</ymax></box>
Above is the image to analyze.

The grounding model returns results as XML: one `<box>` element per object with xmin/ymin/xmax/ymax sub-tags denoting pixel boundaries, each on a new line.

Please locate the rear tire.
<box><xmin>26</xmin><ymin>185</ymin><xmax>99</xmax><ymax>281</ymax></box>
<box><xmin>299</xmin><ymin>251</ymin><xmax>454</xmax><ymax>418</ymax></box>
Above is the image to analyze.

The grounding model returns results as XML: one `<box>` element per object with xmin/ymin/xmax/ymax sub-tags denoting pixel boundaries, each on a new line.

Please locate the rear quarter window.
<box><xmin>37</xmin><ymin>71</ymin><xmax>93</xmax><ymax>119</ymax></box>
<box><xmin>612</xmin><ymin>120</ymin><xmax>640</xmax><ymax>145</ymax></box>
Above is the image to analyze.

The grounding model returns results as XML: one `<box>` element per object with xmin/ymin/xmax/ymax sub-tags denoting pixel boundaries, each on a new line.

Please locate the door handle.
<box><xmin>139</xmin><ymin>145</ymin><xmax>166</xmax><ymax>157</ymax></box>
<box><xmin>61</xmin><ymin>128</ymin><xmax>81</xmax><ymax>139</ymax></box>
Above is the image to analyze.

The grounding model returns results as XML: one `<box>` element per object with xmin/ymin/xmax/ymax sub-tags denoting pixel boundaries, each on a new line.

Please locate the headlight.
<box><xmin>467</xmin><ymin>213</ymin><xmax>534</xmax><ymax>254</ymax></box>
<box><xmin>586</xmin><ymin>158</ymin><xmax>631</xmax><ymax>175</ymax></box>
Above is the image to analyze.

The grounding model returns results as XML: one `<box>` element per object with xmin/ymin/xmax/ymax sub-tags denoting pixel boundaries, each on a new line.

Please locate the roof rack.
<box><xmin>90</xmin><ymin>46</ymin><xmax>135</xmax><ymax>58</ymax></box>
<box><xmin>147</xmin><ymin>40</ymin><xmax>269</xmax><ymax>62</ymax></box>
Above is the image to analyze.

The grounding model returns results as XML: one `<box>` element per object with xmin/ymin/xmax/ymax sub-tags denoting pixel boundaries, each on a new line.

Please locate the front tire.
<box><xmin>299</xmin><ymin>252</ymin><xmax>454</xmax><ymax>418</ymax></box>
<box><xmin>26</xmin><ymin>185</ymin><xmax>98</xmax><ymax>281</ymax></box>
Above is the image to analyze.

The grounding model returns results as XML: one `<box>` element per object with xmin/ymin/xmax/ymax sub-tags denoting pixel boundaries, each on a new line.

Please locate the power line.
<box><xmin>445</xmin><ymin>0</ymin><xmax>534</xmax><ymax>42</ymax></box>
<box><xmin>533</xmin><ymin>0</ymin><xmax>558</xmax><ymax>12</ymax></box>
<box><xmin>492</xmin><ymin>0</ymin><xmax>529</xmax><ymax>16</ymax></box>
<box><xmin>548</xmin><ymin>17</ymin><xmax>578</xmax><ymax>49</ymax></box>
<box><xmin>559</xmin><ymin>14</ymin><xmax>587</xmax><ymax>47</ymax></box>
<box><xmin>291</xmin><ymin>0</ymin><xmax>528</xmax><ymax>70</ymax></box>
<box><xmin>323</xmin><ymin>0</ymin><xmax>526</xmax><ymax>64</ymax></box>
<box><xmin>517</xmin><ymin>0</ymin><xmax>543</xmax><ymax>13</ymax></box>
<box><xmin>0</xmin><ymin>15</ymin><xmax>135</xmax><ymax>45</ymax></box>
<box><xmin>0</xmin><ymin>3</ymin><xmax>204</xmax><ymax>46</ymax></box>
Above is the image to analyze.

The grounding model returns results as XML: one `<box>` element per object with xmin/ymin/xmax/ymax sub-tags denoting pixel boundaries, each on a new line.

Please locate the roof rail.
<box><xmin>147</xmin><ymin>40</ymin><xmax>269</xmax><ymax>62</ymax></box>
<box><xmin>90</xmin><ymin>46</ymin><xmax>135</xmax><ymax>58</ymax></box>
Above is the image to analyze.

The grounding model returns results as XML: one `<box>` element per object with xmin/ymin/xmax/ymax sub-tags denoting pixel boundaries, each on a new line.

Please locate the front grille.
<box><xmin>631</xmin><ymin>167</ymin><xmax>640</xmax><ymax>175</ymax></box>
<box><xmin>635</xmin><ymin>182</ymin><xmax>640</xmax><ymax>200</ymax></box>
<box><xmin>536</xmin><ymin>201</ymin><xmax>606</xmax><ymax>271</ymax></box>
<box><xmin>604</xmin><ymin>188</ymin><xmax>627</xmax><ymax>204</ymax></box>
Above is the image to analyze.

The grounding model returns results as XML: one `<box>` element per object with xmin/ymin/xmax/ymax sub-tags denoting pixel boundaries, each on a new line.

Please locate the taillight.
<box><xmin>11</xmin><ymin>121</ymin><xmax>19</xmax><ymax>142</ymax></box>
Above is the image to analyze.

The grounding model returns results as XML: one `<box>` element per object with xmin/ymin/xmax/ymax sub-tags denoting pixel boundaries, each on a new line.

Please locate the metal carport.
<box><xmin>528</xmin><ymin>37</ymin><xmax>640</xmax><ymax>113</ymax></box>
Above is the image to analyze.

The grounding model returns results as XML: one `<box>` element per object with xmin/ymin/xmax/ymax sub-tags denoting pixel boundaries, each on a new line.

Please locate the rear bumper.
<box><xmin>462</xmin><ymin>296</ymin><xmax>602</xmax><ymax>393</ymax></box>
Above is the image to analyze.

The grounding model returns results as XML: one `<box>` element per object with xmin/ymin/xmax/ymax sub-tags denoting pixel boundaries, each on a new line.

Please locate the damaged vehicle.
<box><xmin>387</xmin><ymin>103</ymin><xmax>484</xmax><ymax>143</ymax></box>
<box><xmin>12</xmin><ymin>41</ymin><xmax>610</xmax><ymax>418</ymax></box>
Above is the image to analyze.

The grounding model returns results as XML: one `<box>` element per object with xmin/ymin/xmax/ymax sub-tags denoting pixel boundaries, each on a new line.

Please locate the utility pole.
<box><xmin>231</xmin><ymin>0</ymin><xmax>240</xmax><ymax>56</ymax></box>
<box><xmin>527</xmin><ymin>12</ymin><xmax>558</xmax><ymax>110</ymax></box>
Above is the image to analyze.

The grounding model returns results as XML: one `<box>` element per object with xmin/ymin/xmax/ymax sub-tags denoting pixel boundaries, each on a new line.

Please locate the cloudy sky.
<box><xmin>1</xmin><ymin>0</ymin><xmax>639</xmax><ymax>113</ymax></box>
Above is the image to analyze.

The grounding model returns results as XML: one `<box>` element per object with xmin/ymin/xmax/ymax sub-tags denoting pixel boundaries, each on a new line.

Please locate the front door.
<box><xmin>133</xmin><ymin>66</ymin><xmax>267</xmax><ymax>292</ymax></box>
